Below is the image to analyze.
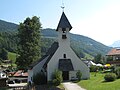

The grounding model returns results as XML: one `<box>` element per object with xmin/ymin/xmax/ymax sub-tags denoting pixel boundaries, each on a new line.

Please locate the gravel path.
<box><xmin>63</xmin><ymin>82</ymin><xmax>86</xmax><ymax>90</ymax></box>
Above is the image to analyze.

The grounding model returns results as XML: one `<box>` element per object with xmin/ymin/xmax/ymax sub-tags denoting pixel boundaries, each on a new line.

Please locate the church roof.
<box><xmin>29</xmin><ymin>42</ymin><xmax>59</xmax><ymax>69</ymax></box>
<box><xmin>56</xmin><ymin>12</ymin><xmax>72</xmax><ymax>31</ymax></box>
<box><xmin>58</xmin><ymin>59</ymin><xmax>74</xmax><ymax>71</ymax></box>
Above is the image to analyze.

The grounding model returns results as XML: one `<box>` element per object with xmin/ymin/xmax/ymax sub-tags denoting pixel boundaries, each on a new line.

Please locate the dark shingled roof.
<box><xmin>29</xmin><ymin>42</ymin><xmax>59</xmax><ymax>69</ymax></box>
<box><xmin>59</xmin><ymin>59</ymin><xmax>74</xmax><ymax>71</ymax></box>
<box><xmin>56</xmin><ymin>12</ymin><xmax>72</xmax><ymax>31</ymax></box>
<box><xmin>43</xmin><ymin>42</ymin><xmax>59</xmax><ymax>68</ymax></box>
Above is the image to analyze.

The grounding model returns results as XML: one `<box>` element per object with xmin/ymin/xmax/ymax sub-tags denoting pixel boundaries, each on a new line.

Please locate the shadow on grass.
<box><xmin>62</xmin><ymin>80</ymin><xmax>80</xmax><ymax>83</ymax></box>
<box><xmin>71</xmin><ymin>80</ymin><xmax>80</xmax><ymax>83</ymax></box>
<box><xmin>101</xmin><ymin>80</ymin><xmax>115</xmax><ymax>83</ymax></box>
<box><xmin>35</xmin><ymin>84</ymin><xmax>65</xmax><ymax>90</ymax></box>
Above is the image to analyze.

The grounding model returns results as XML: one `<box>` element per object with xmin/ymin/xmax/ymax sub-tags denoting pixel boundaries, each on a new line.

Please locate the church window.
<box><xmin>63</xmin><ymin>54</ymin><xmax>66</xmax><ymax>58</ymax></box>
<box><xmin>62</xmin><ymin>28</ymin><xmax>66</xmax><ymax>33</ymax></box>
<box><xmin>62</xmin><ymin>35</ymin><xmax>67</xmax><ymax>39</ymax></box>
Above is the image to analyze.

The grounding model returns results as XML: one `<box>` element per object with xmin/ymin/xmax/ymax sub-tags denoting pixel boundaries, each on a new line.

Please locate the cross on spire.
<box><xmin>61</xmin><ymin>0</ymin><xmax>65</xmax><ymax>12</ymax></box>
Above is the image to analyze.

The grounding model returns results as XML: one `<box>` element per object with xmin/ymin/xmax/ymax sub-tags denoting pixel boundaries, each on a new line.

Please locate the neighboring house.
<box><xmin>106</xmin><ymin>48</ymin><xmax>120</xmax><ymax>65</ymax></box>
<box><xmin>83</xmin><ymin>60</ymin><xmax>96</xmax><ymax>67</ymax></box>
<box><xmin>28</xmin><ymin>11</ymin><xmax>90</xmax><ymax>83</ymax></box>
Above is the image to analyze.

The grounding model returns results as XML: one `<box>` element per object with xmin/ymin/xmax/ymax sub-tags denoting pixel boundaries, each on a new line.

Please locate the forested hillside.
<box><xmin>0</xmin><ymin>20</ymin><xmax>18</xmax><ymax>32</ymax></box>
<box><xmin>41</xmin><ymin>29</ymin><xmax>111</xmax><ymax>58</ymax></box>
<box><xmin>0</xmin><ymin>20</ymin><xmax>111</xmax><ymax>60</ymax></box>
<box><xmin>0</xmin><ymin>32</ymin><xmax>17</xmax><ymax>52</ymax></box>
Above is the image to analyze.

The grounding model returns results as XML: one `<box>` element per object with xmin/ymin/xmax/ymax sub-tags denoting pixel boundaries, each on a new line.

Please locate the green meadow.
<box><xmin>78</xmin><ymin>72</ymin><xmax>120</xmax><ymax>90</ymax></box>
<box><xmin>8</xmin><ymin>52</ymin><xmax>17</xmax><ymax>63</ymax></box>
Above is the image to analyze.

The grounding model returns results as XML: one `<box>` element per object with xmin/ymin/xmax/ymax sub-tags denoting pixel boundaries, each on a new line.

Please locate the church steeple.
<box><xmin>57</xmin><ymin>11</ymin><xmax>72</xmax><ymax>46</ymax></box>
<box><xmin>56</xmin><ymin>12</ymin><xmax>72</xmax><ymax>31</ymax></box>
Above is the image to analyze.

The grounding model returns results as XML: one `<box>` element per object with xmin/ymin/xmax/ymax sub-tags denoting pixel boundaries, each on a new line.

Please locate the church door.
<box><xmin>62</xmin><ymin>71</ymin><xmax>69</xmax><ymax>80</ymax></box>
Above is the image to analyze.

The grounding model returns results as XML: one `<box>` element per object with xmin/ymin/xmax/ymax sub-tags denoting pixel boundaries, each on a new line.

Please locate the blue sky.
<box><xmin>1</xmin><ymin>0</ymin><xmax>120</xmax><ymax>46</ymax></box>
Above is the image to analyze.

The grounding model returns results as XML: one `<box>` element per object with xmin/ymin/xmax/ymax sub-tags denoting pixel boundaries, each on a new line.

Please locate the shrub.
<box><xmin>52</xmin><ymin>79</ymin><xmax>61</xmax><ymax>86</ymax></box>
<box><xmin>90</xmin><ymin>65</ymin><xmax>98</xmax><ymax>72</ymax></box>
<box><xmin>52</xmin><ymin>70</ymin><xmax>63</xmax><ymax>86</ymax></box>
<box><xmin>33</xmin><ymin>72</ymin><xmax>47</xmax><ymax>85</ymax></box>
<box><xmin>104</xmin><ymin>73</ymin><xmax>116</xmax><ymax>82</ymax></box>
<box><xmin>115</xmin><ymin>67</ymin><xmax>120</xmax><ymax>78</ymax></box>
<box><xmin>76</xmin><ymin>70</ymin><xmax>82</xmax><ymax>81</ymax></box>
<box><xmin>110</xmin><ymin>65</ymin><xmax>115</xmax><ymax>72</ymax></box>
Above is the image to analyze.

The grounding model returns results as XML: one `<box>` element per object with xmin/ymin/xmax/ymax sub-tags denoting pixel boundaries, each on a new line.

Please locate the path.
<box><xmin>63</xmin><ymin>82</ymin><xmax>86</xmax><ymax>90</ymax></box>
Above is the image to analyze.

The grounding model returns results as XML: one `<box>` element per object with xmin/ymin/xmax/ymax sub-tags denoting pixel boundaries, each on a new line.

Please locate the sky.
<box><xmin>1</xmin><ymin>0</ymin><xmax>120</xmax><ymax>46</ymax></box>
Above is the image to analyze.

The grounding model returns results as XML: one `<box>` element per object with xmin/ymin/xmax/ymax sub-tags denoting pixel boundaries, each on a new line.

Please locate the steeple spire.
<box><xmin>56</xmin><ymin>12</ymin><xmax>72</xmax><ymax>31</ymax></box>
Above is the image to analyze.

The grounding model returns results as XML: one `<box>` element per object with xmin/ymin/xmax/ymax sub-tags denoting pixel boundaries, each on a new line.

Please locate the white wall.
<box><xmin>28</xmin><ymin>55</ymin><xmax>49</xmax><ymax>83</ymax></box>
<box><xmin>47</xmin><ymin>44</ymin><xmax>90</xmax><ymax>81</ymax></box>
<box><xmin>69</xmin><ymin>71</ymin><xmax>77</xmax><ymax>80</ymax></box>
<box><xmin>28</xmin><ymin>70</ymin><xmax>33</xmax><ymax>83</ymax></box>
<box><xmin>47</xmin><ymin>27</ymin><xmax>90</xmax><ymax>81</ymax></box>
<box><xmin>58</xmin><ymin>28</ymin><xmax>70</xmax><ymax>47</ymax></box>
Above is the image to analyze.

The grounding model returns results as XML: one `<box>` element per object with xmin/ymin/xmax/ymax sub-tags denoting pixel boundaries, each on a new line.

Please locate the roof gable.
<box><xmin>29</xmin><ymin>42</ymin><xmax>59</xmax><ymax>69</ymax></box>
<box><xmin>56</xmin><ymin>12</ymin><xmax>72</xmax><ymax>31</ymax></box>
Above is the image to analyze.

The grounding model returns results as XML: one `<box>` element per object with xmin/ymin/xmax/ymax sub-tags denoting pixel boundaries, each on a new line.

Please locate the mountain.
<box><xmin>42</xmin><ymin>29</ymin><xmax>111</xmax><ymax>58</ymax></box>
<box><xmin>0</xmin><ymin>20</ymin><xmax>18</xmax><ymax>32</ymax></box>
<box><xmin>110</xmin><ymin>40</ymin><xmax>120</xmax><ymax>47</ymax></box>
<box><xmin>0</xmin><ymin>19</ymin><xmax>111</xmax><ymax>59</ymax></box>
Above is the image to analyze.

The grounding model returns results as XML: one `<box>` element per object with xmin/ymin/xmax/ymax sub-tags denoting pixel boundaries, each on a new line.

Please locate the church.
<box><xmin>28</xmin><ymin>11</ymin><xmax>90</xmax><ymax>83</ymax></box>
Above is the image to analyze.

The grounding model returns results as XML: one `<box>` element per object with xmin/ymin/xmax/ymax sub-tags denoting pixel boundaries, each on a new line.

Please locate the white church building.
<box><xmin>28</xmin><ymin>11</ymin><xmax>90</xmax><ymax>83</ymax></box>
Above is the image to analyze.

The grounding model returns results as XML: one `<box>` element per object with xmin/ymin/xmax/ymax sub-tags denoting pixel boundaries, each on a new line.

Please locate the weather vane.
<box><xmin>61</xmin><ymin>0</ymin><xmax>65</xmax><ymax>12</ymax></box>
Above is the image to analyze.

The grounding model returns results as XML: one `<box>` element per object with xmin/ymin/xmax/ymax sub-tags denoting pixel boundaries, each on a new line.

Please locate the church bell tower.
<box><xmin>56</xmin><ymin>12</ymin><xmax>72</xmax><ymax>47</ymax></box>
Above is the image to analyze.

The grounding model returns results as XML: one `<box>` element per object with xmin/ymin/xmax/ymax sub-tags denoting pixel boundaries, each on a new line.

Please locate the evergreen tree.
<box><xmin>0</xmin><ymin>48</ymin><xmax>8</xmax><ymax>60</ymax></box>
<box><xmin>94</xmin><ymin>53</ymin><xmax>102</xmax><ymax>64</ymax></box>
<box><xmin>16</xmin><ymin>16</ymin><xmax>41</xmax><ymax>69</ymax></box>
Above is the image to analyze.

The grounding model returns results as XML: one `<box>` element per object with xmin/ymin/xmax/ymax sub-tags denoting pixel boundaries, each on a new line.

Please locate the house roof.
<box><xmin>13</xmin><ymin>70</ymin><xmax>28</xmax><ymax>77</ymax></box>
<box><xmin>56</xmin><ymin>12</ymin><xmax>72</xmax><ymax>31</ymax></box>
<box><xmin>106</xmin><ymin>48</ymin><xmax>120</xmax><ymax>56</ymax></box>
<box><xmin>83</xmin><ymin>60</ymin><xmax>96</xmax><ymax>66</ymax></box>
<box><xmin>58</xmin><ymin>59</ymin><xmax>74</xmax><ymax>71</ymax></box>
<box><xmin>29</xmin><ymin>42</ymin><xmax>59</xmax><ymax>69</ymax></box>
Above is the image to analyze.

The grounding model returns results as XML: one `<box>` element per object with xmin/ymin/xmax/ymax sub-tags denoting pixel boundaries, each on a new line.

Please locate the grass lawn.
<box><xmin>8</xmin><ymin>52</ymin><xmax>17</xmax><ymax>63</ymax></box>
<box><xmin>8</xmin><ymin>52</ymin><xmax>18</xmax><ymax>67</ymax></box>
<box><xmin>78</xmin><ymin>72</ymin><xmax>120</xmax><ymax>90</ymax></box>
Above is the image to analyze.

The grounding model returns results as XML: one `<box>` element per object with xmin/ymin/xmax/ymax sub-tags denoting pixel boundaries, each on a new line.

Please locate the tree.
<box><xmin>94</xmin><ymin>53</ymin><xmax>102</xmax><ymax>64</ymax></box>
<box><xmin>16</xmin><ymin>16</ymin><xmax>41</xmax><ymax>69</ymax></box>
<box><xmin>106</xmin><ymin>56</ymin><xmax>113</xmax><ymax>62</ymax></box>
<box><xmin>0</xmin><ymin>48</ymin><xmax>8</xmax><ymax>60</ymax></box>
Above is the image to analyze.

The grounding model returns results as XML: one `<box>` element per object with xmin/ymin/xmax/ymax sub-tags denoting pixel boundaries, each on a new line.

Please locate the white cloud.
<box><xmin>71</xmin><ymin>4</ymin><xmax>120</xmax><ymax>46</ymax></box>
